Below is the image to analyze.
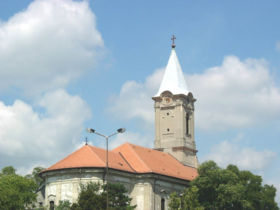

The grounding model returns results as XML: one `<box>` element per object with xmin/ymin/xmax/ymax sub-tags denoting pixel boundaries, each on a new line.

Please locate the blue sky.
<box><xmin>0</xmin><ymin>0</ymin><xmax>280</xmax><ymax>201</ymax></box>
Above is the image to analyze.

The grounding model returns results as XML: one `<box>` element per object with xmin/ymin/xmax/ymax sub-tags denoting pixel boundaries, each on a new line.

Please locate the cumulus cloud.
<box><xmin>188</xmin><ymin>56</ymin><xmax>280</xmax><ymax>130</ymax></box>
<box><xmin>0</xmin><ymin>0</ymin><xmax>103</xmax><ymax>95</ymax></box>
<box><xmin>203</xmin><ymin>139</ymin><xmax>276</xmax><ymax>171</ymax></box>
<box><xmin>108</xmin><ymin>69</ymin><xmax>163</xmax><ymax>124</ymax></box>
<box><xmin>0</xmin><ymin>89</ymin><xmax>91</xmax><ymax>171</ymax></box>
<box><xmin>109</xmin><ymin>55</ymin><xmax>280</xmax><ymax>131</ymax></box>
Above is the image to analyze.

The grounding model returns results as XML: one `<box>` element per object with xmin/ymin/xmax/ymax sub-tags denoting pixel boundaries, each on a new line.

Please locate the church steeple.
<box><xmin>152</xmin><ymin>40</ymin><xmax>198</xmax><ymax>168</ymax></box>
<box><xmin>155</xmin><ymin>47</ymin><xmax>189</xmax><ymax>97</ymax></box>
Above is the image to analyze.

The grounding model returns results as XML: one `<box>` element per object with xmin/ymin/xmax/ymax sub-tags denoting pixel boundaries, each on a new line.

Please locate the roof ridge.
<box><xmin>46</xmin><ymin>145</ymin><xmax>85</xmax><ymax>170</ymax></box>
<box><xmin>118</xmin><ymin>151</ymin><xmax>137</xmax><ymax>172</ymax></box>
<box><xmin>126</xmin><ymin>144</ymin><xmax>152</xmax><ymax>172</ymax></box>
<box><xmin>126</xmin><ymin>142</ymin><xmax>163</xmax><ymax>155</ymax></box>
<box><xmin>168</xmin><ymin>153</ymin><xmax>186</xmax><ymax>167</ymax></box>
<box><xmin>87</xmin><ymin>145</ymin><xmax>106</xmax><ymax>165</ymax></box>
<box><xmin>125</xmin><ymin>142</ymin><xmax>152</xmax><ymax>150</ymax></box>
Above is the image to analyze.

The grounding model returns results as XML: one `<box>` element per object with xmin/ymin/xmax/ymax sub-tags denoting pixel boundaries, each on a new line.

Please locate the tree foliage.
<box><xmin>56</xmin><ymin>200</ymin><xmax>72</xmax><ymax>210</ymax></box>
<box><xmin>0</xmin><ymin>166</ymin><xmax>37</xmax><ymax>210</ymax></box>
<box><xmin>169</xmin><ymin>186</ymin><xmax>204</xmax><ymax>210</ymax></box>
<box><xmin>169</xmin><ymin>161</ymin><xmax>279</xmax><ymax>210</ymax></box>
<box><xmin>71</xmin><ymin>182</ymin><xmax>136</xmax><ymax>210</ymax></box>
<box><xmin>31</xmin><ymin>166</ymin><xmax>45</xmax><ymax>187</ymax></box>
<box><xmin>1</xmin><ymin>166</ymin><xmax>16</xmax><ymax>176</ymax></box>
<box><xmin>169</xmin><ymin>192</ymin><xmax>181</xmax><ymax>210</ymax></box>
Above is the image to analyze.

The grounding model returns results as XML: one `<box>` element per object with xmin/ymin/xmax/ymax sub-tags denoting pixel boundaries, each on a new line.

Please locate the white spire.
<box><xmin>155</xmin><ymin>48</ymin><xmax>189</xmax><ymax>97</ymax></box>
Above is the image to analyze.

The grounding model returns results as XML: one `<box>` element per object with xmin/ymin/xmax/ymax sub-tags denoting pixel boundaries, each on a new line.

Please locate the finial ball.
<box><xmin>171</xmin><ymin>35</ymin><xmax>176</xmax><ymax>48</ymax></box>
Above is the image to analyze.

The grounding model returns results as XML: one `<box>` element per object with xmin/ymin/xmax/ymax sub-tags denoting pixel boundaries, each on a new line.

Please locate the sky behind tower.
<box><xmin>0</xmin><ymin>0</ymin><xmax>280</xmax><ymax>202</ymax></box>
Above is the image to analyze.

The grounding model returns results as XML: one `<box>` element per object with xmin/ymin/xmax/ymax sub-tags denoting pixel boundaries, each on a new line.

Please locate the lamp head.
<box><xmin>117</xmin><ymin>128</ymin><xmax>126</xmax><ymax>133</ymax></box>
<box><xmin>87</xmin><ymin>128</ymin><xmax>95</xmax><ymax>133</ymax></box>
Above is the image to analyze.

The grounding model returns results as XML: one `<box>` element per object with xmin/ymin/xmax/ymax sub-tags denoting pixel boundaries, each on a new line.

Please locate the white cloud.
<box><xmin>109</xmin><ymin>55</ymin><xmax>280</xmax><ymax>131</ymax></box>
<box><xmin>108</xmin><ymin>68</ymin><xmax>163</xmax><ymax>124</ymax></box>
<box><xmin>0</xmin><ymin>89</ymin><xmax>91</xmax><ymax>172</ymax></box>
<box><xmin>0</xmin><ymin>0</ymin><xmax>103</xmax><ymax>95</ymax></box>
<box><xmin>203</xmin><ymin>138</ymin><xmax>276</xmax><ymax>171</ymax></box>
<box><xmin>188</xmin><ymin>56</ymin><xmax>280</xmax><ymax>130</ymax></box>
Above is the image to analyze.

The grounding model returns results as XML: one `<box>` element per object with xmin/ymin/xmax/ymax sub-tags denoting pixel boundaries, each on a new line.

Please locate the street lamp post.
<box><xmin>87</xmin><ymin>128</ymin><xmax>126</xmax><ymax>210</ymax></box>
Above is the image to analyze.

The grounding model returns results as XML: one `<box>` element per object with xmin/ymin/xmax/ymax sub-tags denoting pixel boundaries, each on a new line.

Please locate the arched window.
<box><xmin>186</xmin><ymin>113</ymin><xmax>189</xmax><ymax>135</ymax></box>
<box><xmin>50</xmin><ymin>201</ymin><xmax>54</xmax><ymax>210</ymax></box>
<box><xmin>161</xmin><ymin>198</ymin><xmax>165</xmax><ymax>210</ymax></box>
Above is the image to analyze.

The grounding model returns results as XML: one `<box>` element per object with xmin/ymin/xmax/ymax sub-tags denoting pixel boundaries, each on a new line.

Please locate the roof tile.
<box><xmin>45</xmin><ymin>142</ymin><xmax>198</xmax><ymax>181</ymax></box>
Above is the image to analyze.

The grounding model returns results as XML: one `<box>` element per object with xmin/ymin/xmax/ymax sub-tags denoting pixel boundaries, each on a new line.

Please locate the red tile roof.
<box><xmin>114</xmin><ymin>143</ymin><xmax>198</xmax><ymax>180</ymax></box>
<box><xmin>44</xmin><ymin>143</ymin><xmax>198</xmax><ymax>181</ymax></box>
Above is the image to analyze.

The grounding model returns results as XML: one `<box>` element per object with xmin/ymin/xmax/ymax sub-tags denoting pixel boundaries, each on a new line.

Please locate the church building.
<box><xmin>40</xmin><ymin>41</ymin><xmax>199</xmax><ymax>210</ymax></box>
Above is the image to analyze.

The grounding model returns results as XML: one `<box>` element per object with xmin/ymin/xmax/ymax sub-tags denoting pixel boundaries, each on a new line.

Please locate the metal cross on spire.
<box><xmin>85</xmin><ymin>137</ymin><xmax>88</xmax><ymax>145</ymax></box>
<box><xmin>171</xmin><ymin>35</ymin><xmax>176</xmax><ymax>48</ymax></box>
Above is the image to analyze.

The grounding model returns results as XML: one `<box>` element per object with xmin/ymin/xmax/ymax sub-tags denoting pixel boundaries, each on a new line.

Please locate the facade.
<box><xmin>40</xmin><ymin>44</ymin><xmax>199</xmax><ymax>210</ymax></box>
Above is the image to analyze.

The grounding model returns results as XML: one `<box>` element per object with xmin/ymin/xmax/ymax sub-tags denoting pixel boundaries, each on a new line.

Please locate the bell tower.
<box><xmin>152</xmin><ymin>38</ymin><xmax>198</xmax><ymax>168</ymax></box>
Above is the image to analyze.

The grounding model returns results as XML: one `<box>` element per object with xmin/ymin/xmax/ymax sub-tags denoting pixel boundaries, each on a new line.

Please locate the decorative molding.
<box><xmin>172</xmin><ymin>146</ymin><xmax>198</xmax><ymax>154</ymax></box>
<box><xmin>153</xmin><ymin>148</ymin><xmax>164</xmax><ymax>152</ymax></box>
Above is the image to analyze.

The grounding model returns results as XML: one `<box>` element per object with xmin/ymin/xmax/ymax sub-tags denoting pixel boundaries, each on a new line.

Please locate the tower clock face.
<box><xmin>163</xmin><ymin>97</ymin><xmax>172</xmax><ymax>104</ymax></box>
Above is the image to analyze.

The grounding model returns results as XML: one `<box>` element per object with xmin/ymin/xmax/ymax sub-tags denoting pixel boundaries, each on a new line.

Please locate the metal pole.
<box><xmin>86</xmin><ymin>128</ymin><xmax>125</xmax><ymax>210</ymax></box>
<box><xmin>106</xmin><ymin>135</ymin><xmax>109</xmax><ymax>210</ymax></box>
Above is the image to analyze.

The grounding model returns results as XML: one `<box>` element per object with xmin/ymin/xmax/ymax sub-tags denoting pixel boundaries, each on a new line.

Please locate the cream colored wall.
<box><xmin>153</xmin><ymin>92</ymin><xmax>198</xmax><ymax>168</ymax></box>
<box><xmin>44</xmin><ymin>169</ymin><xmax>104</xmax><ymax>207</ymax></box>
<box><xmin>130</xmin><ymin>181</ymin><xmax>152</xmax><ymax>209</ymax></box>
<box><xmin>43</xmin><ymin>169</ymin><xmax>188</xmax><ymax>210</ymax></box>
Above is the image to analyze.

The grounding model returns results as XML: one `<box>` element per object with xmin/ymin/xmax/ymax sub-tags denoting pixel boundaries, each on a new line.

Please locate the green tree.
<box><xmin>0</xmin><ymin>166</ymin><xmax>37</xmax><ymax>210</ymax></box>
<box><xmin>169</xmin><ymin>186</ymin><xmax>204</xmax><ymax>210</ymax></box>
<box><xmin>31</xmin><ymin>166</ymin><xmax>45</xmax><ymax>186</ymax></box>
<box><xmin>260</xmin><ymin>184</ymin><xmax>279</xmax><ymax>210</ymax></box>
<box><xmin>74</xmin><ymin>182</ymin><xmax>105</xmax><ymax>210</ymax></box>
<box><xmin>169</xmin><ymin>192</ymin><xmax>181</xmax><ymax>210</ymax></box>
<box><xmin>169</xmin><ymin>161</ymin><xmax>279</xmax><ymax>210</ymax></box>
<box><xmin>71</xmin><ymin>182</ymin><xmax>136</xmax><ymax>210</ymax></box>
<box><xmin>1</xmin><ymin>166</ymin><xmax>16</xmax><ymax>176</ymax></box>
<box><xmin>182</xmin><ymin>186</ymin><xmax>204</xmax><ymax>210</ymax></box>
<box><xmin>25</xmin><ymin>166</ymin><xmax>45</xmax><ymax>187</ymax></box>
<box><xmin>70</xmin><ymin>203</ymin><xmax>80</xmax><ymax>210</ymax></box>
<box><xmin>106</xmin><ymin>183</ymin><xmax>136</xmax><ymax>209</ymax></box>
<box><xmin>56</xmin><ymin>200</ymin><xmax>71</xmax><ymax>210</ymax></box>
